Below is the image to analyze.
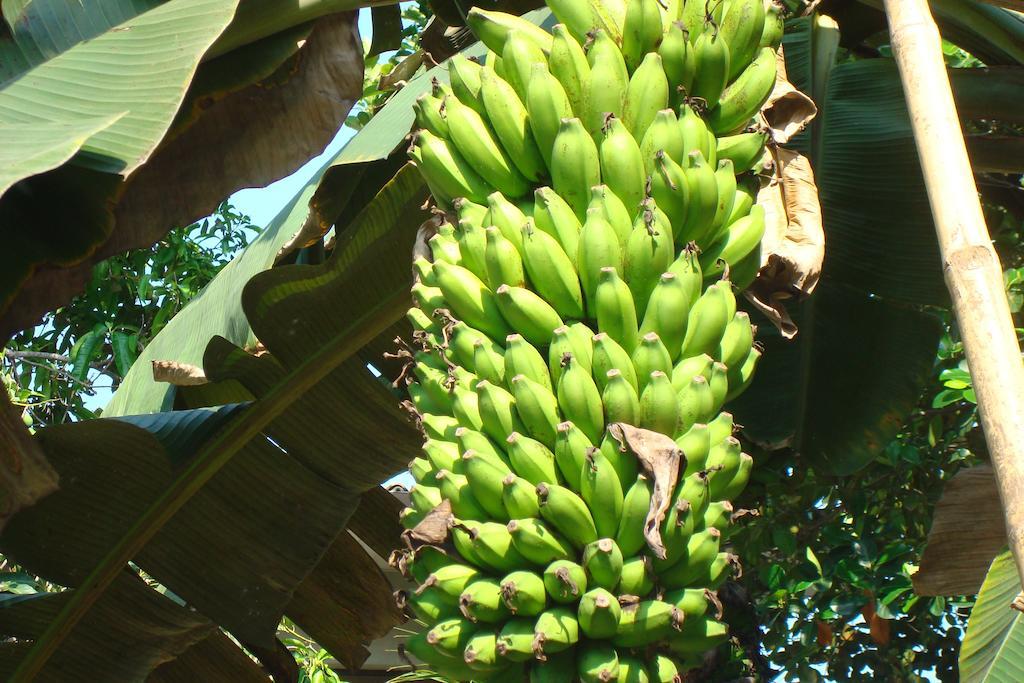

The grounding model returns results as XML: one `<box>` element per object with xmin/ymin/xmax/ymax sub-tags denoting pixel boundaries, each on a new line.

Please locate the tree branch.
<box><xmin>3</xmin><ymin>349</ymin><xmax>71</xmax><ymax>363</ymax></box>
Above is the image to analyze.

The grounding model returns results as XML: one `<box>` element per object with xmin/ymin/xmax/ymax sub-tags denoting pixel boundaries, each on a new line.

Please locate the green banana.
<box><xmin>678</xmin><ymin>151</ymin><xmax>720</xmax><ymax>245</ymax></box>
<box><xmin>544</xmin><ymin>559</ymin><xmax>588</xmax><ymax>604</ymax></box>
<box><xmin>650</xmin><ymin>653</ymin><xmax>682</xmax><ymax>683</ymax></box>
<box><xmin>694</xmin><ymin>552</ymin><xmax>737</xmax><ymax>590</ymax></box>
<box><xmin>619</xmin><ymin>656</ymin><xmax>652</xmax><ymax>683</ymax></box>
<box><xmin>554</xmin><ymin>421</ymin><xmax>593</xmax><ymax>490</ymax></box>
<box><xmin>580</xmin><ymin>448</ymin><xmax>625</xmax><ymax>538</ymax></box>
<box><xmin>474</xmin><ymin>341</ymin><xmax>505</xmax><ymax>387</ymax></box>
<box><xmin>666</xmin><ymin>615</ymin><xmax>729</xmax><ymax>654</ymax></box>
<box><xmin>719</xmin><ymin>0</ymin><xmax>766</xmax><ymax>81</ymax></box>
<box><xmin>531</xmin><ymin>649</ymin><xmax>577</xmax><ymax>681</ymax></box>
<box><xmin>496</xmin><ymin>284</ymin><xmax>564</xmax><ymax>347</ymax></box>
<box><xmin>602</xmin><ymin>368</ymin><xmax>641</xmax><ymax>425</ymax></box>
<box><xmin>449</xmin><ymin>53</ymin><xmax>487</xmax><ymax>115</ymax></box>
<box><xmin>485</xmin><ymin>226</ymin><xmax>526</xmax><ymax>291</ymax></box>
<box><xmin>527</xmin><ymin>62</ymin><xmax>573</xmax><ymax>169</ymax></box>
<box><xmin>422</xmin><ymin>562</ymin><xmax>483</xmax><ymax>602</ymax></box>
<box><xmin>457</xmin><ymin>427</ymin><xmax>508</xmax><ymax>467</ymax></box>
<box><xmin>480</xmin><ymin>66</ymin><xmax>547</xmax><ymax>183</ymax></box>
<box><xmin>663</xmin><ymin>587</ymin><xmax>712</xmax><ymax>617</ymax></box>
<box><xmin>409</xmin><ymin>453</ymin><xmax>436</xmax><ymax>481</ymax></box>
<box><xmin>705</xmin><ymin>435</ymin><xmax>742</xmax><ymax>499</ymax></box>
<box><xmin>639</xmin><ymin>370</ymin><xmax>680</xmax><ymax>435</ymax></box>
<box><xmin>421</xmin><ymin>413</ymin><xmax>460</xmax><ymax>442</ymax></box>
<box><xmin>649</xmin><ymin>152</ymin><xmax>689</xmax><ymax>240</ymax></box>
<box><xmin>666</xmin><ymin>245</ymin><xmax>703</xmax><ymax>306</ymax></box>
<box><xmin>707</xmin><ymin>411</ymin><xmax>734</xmax><ymax>444</ymax></box>
<box><xmin>632</xmin><ymin>332</ymin><xmax>674</xmax><ymax>393</ymax></box>
<box><xmin>706</xmin><ymin>361</ymin><xmax>729</xmax><ymax>415</ymax></box>
<box><xmin>679</xmin><ymin>98</ymin><xmax>714</xmax><ymax>163</ymax></box>
<box><xmin>701</xmin><ymin>204</ymin><xmax>767</xmax><ymax>279</ymax></box>
<box><xmin>592</xmin><ymin>331</ymin><xmax>639</xmax><ymax>392</ymax></box>
<box><xmin>585</xmin><ymin>29</ymin><xmax>629</xmax><ymax>135</ymax></box>
<box><xmin>447</xmin><ymin>321</ymin><xmax>488</xmax><ymax>371</ymax></box>
<box><xmin>680</xmin><ymin>280</ymin><xmax>731</xmax><ymax>358</ymax></box>
<box><xmin>677</xmin><ymin>374</ymin><xmax>714</xmax><ymax>432</ymax></box>
<box><xmin>725</xmin><ymin>345</ymin><xmax>761</xmax><ymax>402</ymax></box>
<box><xmin>622</xmin><ymin>0</ymin><xmax>665</xmax><ymax>72</ymax></box>
<box><xmin>452</xmin><ymin>385</ymin><xmax>485</xmax><ymax>432</ymax></box>
<box><xmin>690</xmin><ymin>30</ymin><xmax>730</xmax><ymax>107</ymax></box>
<box><xmin>726</xmin><ymin>174</ymin><xmax>759</xmax><ymax>227</ymax></box>
<box><xmin>549</xmin><ymin>325</ymin><xmax>594</xmax><ymax>387</ymax></box>
<box><xmin>537</xmin><ymin>482</ymin><xmax>600</xmax><ymax>548</ymax></box>
<box><xmin>588</xmin><ymin>184</ymin><xmax>633</xmax><ymax>248</ymax></box>
<box><xmin>464</xmin><ymin>450</ymin><xmax>513</xmax><ymax>520</ymax></box>
<box><xmin>679</xmin><ymin>0</ymin><xmax>707</xmax><ymax>43</ymax></box>
<box><xmin>613</xmin><ymin>599</ymin><xmax>685</xmax><ymax>647</ymax></box>
<box><xmin>503</xmin><ymin>29</ymin><xmax>549</xmax><ymax>102</ymax></box>
<box><xmin>466</xmin><ymin>7</ymin><xmax>554</xmax><ymax>56</ymax></box>
<box><xmin>582</xmin><ymin>537</ymin><xmax>624</xmax><ymax>590</ymax></box>
<box><xmin>623</xmin><ymin>52</ymin><xmax>670</xmax><ymax>142</ymax></box>
<box><xmin>410</xmin><ymin>484</ymin><xmax>443</xmax><ymax>514</ymax></box>
<box><xmin>534</xmin><ymin>186</ymin><xmax>583</xmax><ymax>261</ymax></box>
<box><xmin>464</xmin><ymin>631</ymin><xmax>506</xmax><ymax>672</ymax></box>
<box><xmin>423</xmin><ymin>438</ymin><xmax>461</xmax><ymax>472</ymax></box>
<box><xmin>410</xmin><ymin>129</ymin><xmax>492</xmax><ymax>206</ymax></box>
<box><xmin>426</xmin><ymin>616</ymin><xmax>478</xmax><ymax>658</ymax></box>
<box><xmin>670</xmin><ymin>353</ymin><xmax>713</xmax><ymax>394</ymax></box>
<box><xmin>656</xmin><ymin>527</ymin><xmax>721</xmax><ymax>589</ymax></box>
<box><xmin>455</xmin><ymin>218</ymin><xmax>487</xmax><ymax>280</ymax></box>
<box><xmin>578</xmin><ymin>642</ymin><xmax>620</xmax><ymax>683</ymax></box>
<box><xmin>616</xmin><ymin>474</ymin><xmax>653</xmax><ymax>556</ymax></box>
<box><xmin>640</xmin><ymin>109</ymin><xmax>685</xmax><ymax>174</ymax></box>
<box><xmin>521</xmin><ymin>220</ymin><xmax>586</xmax><ymax>319</ymax></box>
<box><xmin>503</xmin><ymin>473</ymin><xmax>542</xmax><ymax>519</ymax></box>
<box><xmin>599</xmin><ymin>115</ymin><xmax>647</xmax><ymax>216</ymax></box>
<box><xmin>469</xmin><ymin>520</ymin><xmax>532</xmax><ymax>572</ymax></box>
<box><xmin>578</xmin><ymin>211</ymin><xmax>624</xmax><ymax>313</ymax></box>
<box><xmin>599</xmin><ymin>432</ymin><xmax>640</xmax><ymax>486</ymax></box>
<box><xmin>760</xmin><ymin>1</ymin><xmax>785</xmax><ymax>49</ymax></box>
<box><xmin>676</xmin><ymin>422</ymin><xmax>711</xmax><ymax>476</ymax></box>
<box><xmin>451</xmin><ymin>521</ymin><xmax>489</xmax><ymax>569</ymax></box>
<box><xmin>595</xmin><ymin>267</ymin><xmax>640</xmax><ymax>353</ymax></box>
<box><xmin>715</xmin><ymin>130</ymin><xmax>768</xmax><ymax>173</ymax></box>
<box><xmin>548</xmin><ymin>0</ymin><xmax>619</xmax><ymax>44</ymax></box>
<box><xmin>532</xmin><ymin>607</ymin><xmax>580</xmax><ymax>657</ymax></box>
<box><xmin>487</xmin><ymin>191</ymin><xmax>529</xmax><ymax>251</ymax></box>
<box><xmin>497</xmin><ymin>618</ymin><xmax>537</xmax><ymax>662</ymax></box>
<box><xmin>577</xmin><ymin>587</ymin><xmax>621</xmax><ymax>638</ymax></box>
<box><xmin>510</xmin><ymin>375</ymin><xmax>560</xmax><ymax>448</ymax></box>
<box><xmin>549</xmin><ymin>25</ymin><xmax>591</xmax><ymax>118</ymax></box>
<box><xmin>433</xmin><ymin>259</ymin><xmax>511</xmax><ymax>341</ymax></box>
<box><xmin>500</xmin><ymin>570</ymin><xmax>548</xmax><ymax>616</ymax></box>
<box><xmin>625</xmin><ymin>200</ymin><xmax>675</xmax><ymax>318</ymax></box>
<box><xmin>618</xmin><ymin>555</ymin><xmax>656</xmax><ymax>596</ymax></box>
<box><xmin>660</xmin><ymin>22</ymin><xmax>696</xmax><ymax>107</ymax></box>
<box><xmin>707</xmin><ymin>46</ymin><xmax>778</xmax><ymax>135</ymax></box>
<box><xmin>412</xmin><ymin>281</ymin><xmax>445</xmax><ymax>314</ymax></box>
<box><xmin>506</xmin><ymin>430</ymin><xmax>561</xmax><ymax>485</ymax></box>
<box><xmin>718</xmin><ymin>452</ymin><xmax>753</xmax><ymax>501</ymax></box>
<box><xmin>703</xmin><ymin>499</ymin><xmax>734</xmax><ymax>533</ymax></box>
<box><xmin>505</xmin><ymin>333</ymin><xmax>552</xmax><ymax>391</ymax></box>
<box><xmin>557</xmin><ymin>353</ymin><xmax>606</xmax><ymax>444</ymax></box>
<box><xmin>460</xmin><ymin>577</ymin><xmax>513</xmax><ymax>624</ymax></box>
<box><xmin>414</xmin><ymin>90</ymin><xmax>448</xmax><ymax>137</ymax></box>
<box><xmin>401</xmin><ymin>586</ymin><xmax>459</xmax><ymax>625</ymax></box>
<box><xmin>640</xmin><ymin>273</ymin><xmax>692</xmax><ymax>362</ymax></box>
<box><xmin>437</xmin><ymin>469</ymin><xmax>490</xmax><ymax>520</ymax></box>
<box><xmin>508</xmin><ymin>517</ymin><xmax>575</xmax><ymax>565</ymax></box>
<box><xmin>551</xmin><ymin>117</ymin><xmax>602</xmax><ymax>220</ymax></box>
<box><xmin>709</xmin><ymin>159</ymin><xmax>738</xmax><ymax>241</ymax></box>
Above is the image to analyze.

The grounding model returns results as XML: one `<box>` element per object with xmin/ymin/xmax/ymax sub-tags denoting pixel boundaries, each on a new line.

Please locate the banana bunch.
<box><xmin>397</xmin><ymin>0</ymin><xmax>783</xmax><ymax>679</ymax></box>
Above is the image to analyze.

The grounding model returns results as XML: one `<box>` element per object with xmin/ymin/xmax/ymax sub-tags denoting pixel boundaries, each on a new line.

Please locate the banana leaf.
<box><xmin>959</xmin><ymin>549</ymin><xmax>1024</xmax><ymax>681</ymax></box>
<box><xmin>0</xmin><ymin>0</ymin><xmax>365</xmax><ymax>338</ymax></box>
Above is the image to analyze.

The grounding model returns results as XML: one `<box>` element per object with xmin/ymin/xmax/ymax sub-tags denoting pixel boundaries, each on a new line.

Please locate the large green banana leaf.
<box><xmin>0</xmin><ymin>159</ymin><xmax>424</xmax><ymax>678</ymax></box>
<box><xmin>0</xmin><ymin>0</ymin><xmax>366</xmax><ymax>338</ymax></box>
<box><xmin>959</xmin><ymin>550</ymin><xmax>1024</xmax><ymax>681</ymax></box>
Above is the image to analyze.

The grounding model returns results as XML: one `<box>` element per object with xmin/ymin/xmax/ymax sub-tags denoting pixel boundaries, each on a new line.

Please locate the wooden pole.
<box><xmin>884</xmin><ymin>0</ymin><xmax>1024</xmax><ymax>582</ymax></box>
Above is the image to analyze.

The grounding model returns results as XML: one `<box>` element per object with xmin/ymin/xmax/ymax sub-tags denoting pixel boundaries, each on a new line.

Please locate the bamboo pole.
<box><xmin>884</xmin><ymin>0</ymin><xmax>1024</xmax><ymax>583</ymax></box>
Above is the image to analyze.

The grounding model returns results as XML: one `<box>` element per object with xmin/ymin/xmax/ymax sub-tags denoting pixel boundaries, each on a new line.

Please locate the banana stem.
<box><xmin>885</xmin><ymin>0</ymin><xmax>1024</xmax><ymax>583</ymax></box>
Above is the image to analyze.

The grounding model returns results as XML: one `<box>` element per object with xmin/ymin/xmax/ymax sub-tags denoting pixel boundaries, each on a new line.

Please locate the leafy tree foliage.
<box><xmin>2</xmin><ymin>202</ymin><xmax>258</xmax><ymax>426</ymax></box>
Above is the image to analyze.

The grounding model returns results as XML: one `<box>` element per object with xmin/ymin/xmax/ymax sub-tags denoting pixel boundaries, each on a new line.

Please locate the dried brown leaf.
<box><xmin>608</xmin><ymin>423</ymin><xmax>682</xmax><ymax>560</ymax></box>
<box><xmin>746</xmin><ymin>147</ymin><xmax>825</xmax><ymax>338</ymax></box>
<box><xmin>151</xmin><ymin>361</ymin><xmax>209</xmax><ymax>386</ymax></box>
<box><xmin>0</xmin><ymin>392</ymin><xmax>59</xmax><ymax>531</ymax></box>
<box><xmin>913</xmin><ymin>464</ymin><xmax>1006</xmax><ymax>596</ymax></box>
